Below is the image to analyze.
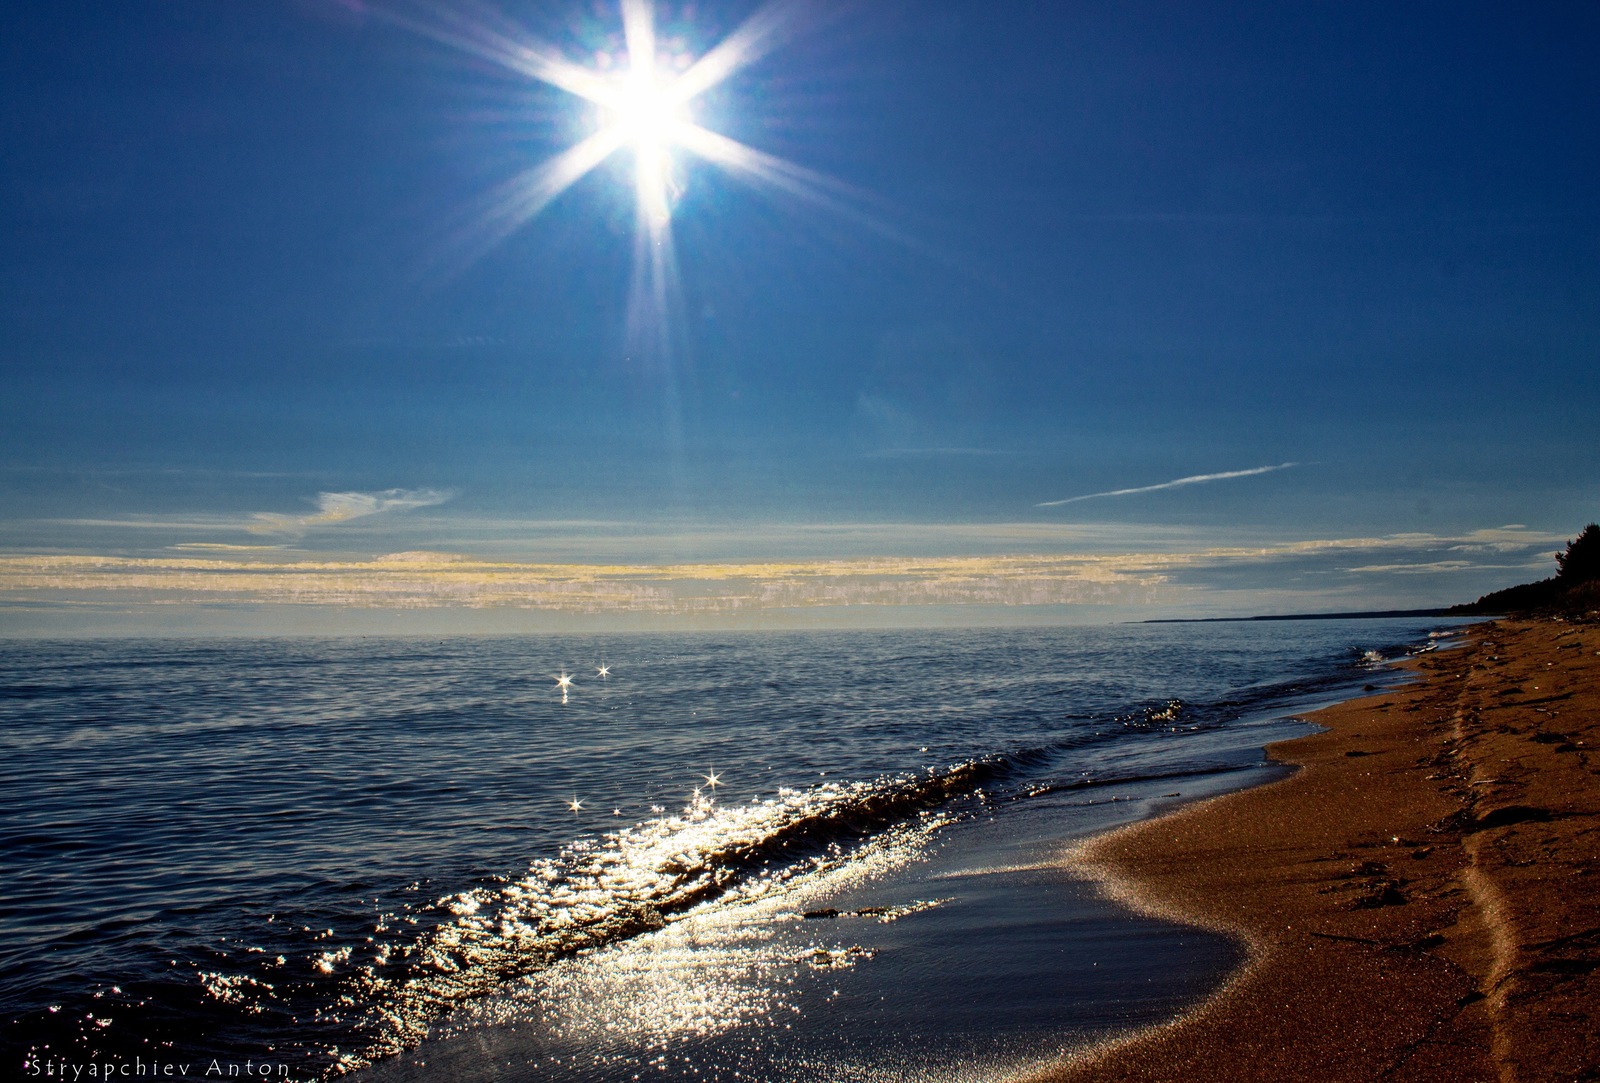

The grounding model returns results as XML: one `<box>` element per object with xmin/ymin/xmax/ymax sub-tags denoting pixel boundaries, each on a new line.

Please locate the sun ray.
<box><xmin>667</xmin><ymin>0</ymin><xmax>806</xmax><ymax>105</ymax></box>
<box><xmin>674</xmin><ymin>123</ymin><xmax>915</xmax><ymax>245</ymax></box>
<box><xmin>620</xmin><ymin>0</ymin><xmax>657</xmax><ymax>84</ymax></box>
<box><xmin>503</xmin><ymin>42</ymin><xmax>614</xmax><ymax>105</ymax></box>
<box><xmin>471</xmin><ymin>129</ymin><xmax>625</xmax><ymax>250</ymax></box>
<box><xmin>384</xmin><ymin>5</ymin><xmax>616</xmax><ymax>105</ymax></box>
<box><xmin>629</xmin><ymin>203</ymin><xmax>679</xmax><ymax>349</ymax></box>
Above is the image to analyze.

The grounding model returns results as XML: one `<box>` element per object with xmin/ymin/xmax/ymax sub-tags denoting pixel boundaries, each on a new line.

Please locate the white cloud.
<box><xmin>248</xmin><ymin>489</ymin><xmax>451</xmax><ymax>536</ymax></box>
<box><xmin>170</xmin><ymin>542</ymin><xmax>292</xmax><ymax>552</ymax></box>
<box><xmin>1343</xmin><ymin>560</ymin><xmax>1482</xmax><ymax>575</ymax></box>
<box><xmin>1037</xmin><ymin>463</ymin><xmax>1298</xmax><ymax>507</ymax></box>
<box><xmin>1345</xmin><ymin>558</ymin><xmax>1552</xmax><ymax>576</ymax></box>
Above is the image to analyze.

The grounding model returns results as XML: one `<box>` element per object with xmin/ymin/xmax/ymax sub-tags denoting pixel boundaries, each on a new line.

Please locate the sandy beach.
<box><xmin>1029</xmin><ymin>617</ymin><xmax>1600</xmax><ymax>1083</ymax></box>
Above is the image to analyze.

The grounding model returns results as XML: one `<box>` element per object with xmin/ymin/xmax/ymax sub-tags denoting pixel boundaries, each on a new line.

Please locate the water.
<box><xmin>0</xmin><ymin>620</ymin><xmax>1467</xmax><ymax>1080</ymax></box>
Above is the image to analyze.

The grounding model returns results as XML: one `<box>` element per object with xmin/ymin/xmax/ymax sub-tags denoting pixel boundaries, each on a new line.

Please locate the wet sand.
<box><xmin>1028</xmin><ymin>618</ymin><xmax>1600</xmax><ymax>1083</ymax></box>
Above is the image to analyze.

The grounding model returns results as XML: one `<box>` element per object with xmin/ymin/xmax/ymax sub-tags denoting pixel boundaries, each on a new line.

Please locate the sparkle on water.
<box><xmin>415</xmin><ymin>811</ymin><xmax>952</xmax><ymax>1079</ymax></box>
<box><xmin>2</xmin><ymin>623</ymin><xmax>1460</xmax><ymax>1078</ymax></box>
<box><xmin>331</xmin><ymin>774</ymin><xmax>964</xmax><ymax>1072</ymax></box>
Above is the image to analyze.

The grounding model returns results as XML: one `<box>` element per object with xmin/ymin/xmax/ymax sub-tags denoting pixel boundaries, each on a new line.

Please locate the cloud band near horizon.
<box><xmin>0</xmin><ymin>526</ymin><xmax>1557</xmax><ymax>618</ymax></box>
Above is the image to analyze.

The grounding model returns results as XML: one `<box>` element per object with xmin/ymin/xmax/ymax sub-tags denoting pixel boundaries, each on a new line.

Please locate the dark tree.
<box><xmin>1555</xmin><ymin>523</ymin><xmax>1600</xmax><ymax>584</ymax></box>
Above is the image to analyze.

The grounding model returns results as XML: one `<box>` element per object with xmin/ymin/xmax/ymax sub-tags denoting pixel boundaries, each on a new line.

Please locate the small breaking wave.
<box><xmin>326</xmin><ymin>762</ymin><xmax>1010</xmax><ymax>1072</ymax></box>
<box><xmin>1118</xmin><ymin>698</ymin><xmax>1189</xmax><ymax>730</ymax></box>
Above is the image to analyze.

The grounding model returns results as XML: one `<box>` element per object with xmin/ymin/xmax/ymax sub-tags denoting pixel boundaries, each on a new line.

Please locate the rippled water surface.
<box><xmin>0</xmin><ymin>620</ymin><xmax>1465</xmax><ymax>1079</ymax></box>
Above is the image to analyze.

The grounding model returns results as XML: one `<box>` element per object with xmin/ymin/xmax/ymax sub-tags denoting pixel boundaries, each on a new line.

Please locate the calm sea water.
<box><xmin>0</xmin><ymin>620</ymin><xmax>1465</xmax><ymax>1080</ymax></box>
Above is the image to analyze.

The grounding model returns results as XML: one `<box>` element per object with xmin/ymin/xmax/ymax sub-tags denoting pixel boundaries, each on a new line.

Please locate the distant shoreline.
<box><xmin>1140</xmin><ymin>608</ymin><xmax>1461</xmax><ymax>623</ymax></box>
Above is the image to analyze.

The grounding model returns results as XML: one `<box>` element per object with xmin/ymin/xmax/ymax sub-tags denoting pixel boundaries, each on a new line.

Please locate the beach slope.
<box><xmin>1029</xmin><ymin>618</ymin><xmax>1600</xmax><ymax>1082</ymax></box>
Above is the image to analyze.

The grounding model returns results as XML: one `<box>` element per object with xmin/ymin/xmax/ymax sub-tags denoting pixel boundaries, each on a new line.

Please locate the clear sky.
<box><xmin>3</xmin><ymin>0</ymin><xmax>1597</xmax><ymax>633</ymax></box>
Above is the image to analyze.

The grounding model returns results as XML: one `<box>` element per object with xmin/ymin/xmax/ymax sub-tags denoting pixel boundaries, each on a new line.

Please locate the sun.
<box><xmin>414</xmin><ymin>0</ymin><xmax>821</xmax><ymax>233</ymax></box>
<box><xmin>609</xmin><ymin>67</ymin><xmax>685</xmax><ymax>148</ymax></box>
<box><xmin>404</xmin><ymin>0</ymin><xmax>886</xmax><ymax>359</ymax></box>
<box><xmin>604</xmin><ymin>63</ymin><xmax>691</xmax><ymax>221</ymax></box>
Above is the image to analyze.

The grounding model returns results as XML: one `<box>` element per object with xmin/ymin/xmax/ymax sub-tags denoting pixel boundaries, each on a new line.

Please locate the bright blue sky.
<box><xmin>2</xmin><ymin>0</ymin><xmax>1597</xmax><ymax>631</ymax></box>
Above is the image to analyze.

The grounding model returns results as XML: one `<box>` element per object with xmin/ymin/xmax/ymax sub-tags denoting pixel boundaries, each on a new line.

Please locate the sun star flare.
<box><xmin>482</xmin><ymin>0</ymin><xmax>806</xmax><ymax>230</ymax></box>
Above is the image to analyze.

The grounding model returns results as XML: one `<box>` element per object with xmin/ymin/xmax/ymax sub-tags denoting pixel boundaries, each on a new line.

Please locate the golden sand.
<box><xmin>1026</xmin><ymin>618</ymin><xmax>1600</xmax><ymax>1082</ymax></box>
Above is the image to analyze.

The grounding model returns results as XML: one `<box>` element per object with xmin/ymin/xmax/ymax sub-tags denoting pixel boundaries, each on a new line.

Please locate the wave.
<box><xmin>322</xmin><ymin>730</ymin><xmax>1253</xmax><ymax>1072</ymax></box>
<box><xmin>324</xmin><ymin>745</ymin><xmax>1056</xmax><ymax>1068</ymax></box>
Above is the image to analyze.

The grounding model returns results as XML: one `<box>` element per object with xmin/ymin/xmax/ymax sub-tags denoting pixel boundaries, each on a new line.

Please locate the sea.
<box><xmin>0</xmin><ymin>619</ymin><xmax>1469</xmax><ymax>1082</ymax></box>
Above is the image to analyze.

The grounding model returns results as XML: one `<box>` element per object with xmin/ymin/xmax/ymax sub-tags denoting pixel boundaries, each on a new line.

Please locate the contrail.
<box><xmin>1037</xmin><ymin>463</ymin><xmax>1298</xmax><ymax>507</ymax></box>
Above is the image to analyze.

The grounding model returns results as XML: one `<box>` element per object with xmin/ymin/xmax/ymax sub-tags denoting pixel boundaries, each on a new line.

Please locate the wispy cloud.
<box><xmin>1037</xmin><ymin>463</ymin><xmax>1299</xmax><ymax>507</ymax></box>
<box><xmin>1343</xmin><ymin>560</ymin><xmax>1484</xmax><ymax>575</ymax></box>
<box><xmin>860</xmin><ymin>447</ymin><xmax>1012</xmax><ymax>459</ymax></box>
<box><xmin>247</xmin><ymin>489</ymin><xmax>451</xmax><ymax>536</ymax></box>
<box><xmin>171</xmin><ymin>542</ymin><xmax>292</xmax><ymax>552</ymax></box>
<box><xmin>1345</xmin><ymin>558</ymin><xmax>1552</xmax><ymax>575</ymax></box>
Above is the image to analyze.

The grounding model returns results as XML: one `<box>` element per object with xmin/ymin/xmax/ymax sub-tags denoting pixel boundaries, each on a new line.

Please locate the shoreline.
<box><xmin>1024</xmin><ymin>617</ymin><xmax>1600</xmax><ymax>1082</ymax></box>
